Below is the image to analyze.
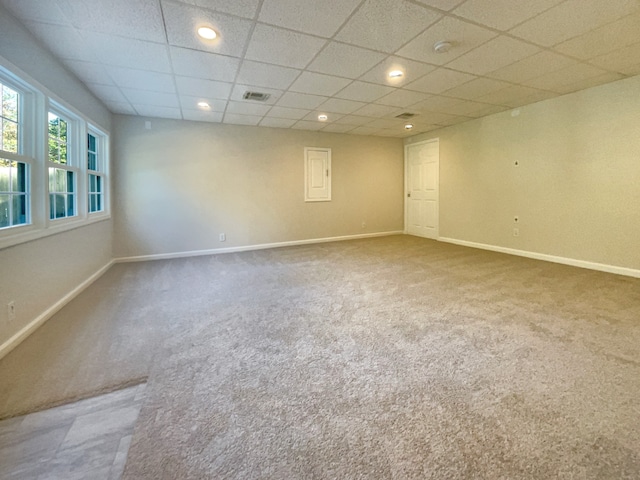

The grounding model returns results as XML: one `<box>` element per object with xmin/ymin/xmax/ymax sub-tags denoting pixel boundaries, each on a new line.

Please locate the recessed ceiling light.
<box><xmin>389</xmin><ymin>70</ymin><xmax>404</xmax><ymax>78</ymax></box>
<box><xmin>197</xmin><ymin>26</ymin><xmax>217</xmax><ymax>40</ymax></box>
<box><xmin>433</xmin><ymin>40</ymin><xmax>453</xmax><ymax>54</ymax></box>
<box><xmin>318</xmin><ymin>114</ymin><xmax>328</xmax><ymax>121</ymax></box>
<box><xmin>197</xmin><ymin>101</ymin><xmax>210</xmax><ymax>109</ymax></box>
<box><xmin>404</xmin><ymin>124</ymin><xmax>413</xmax><ymax>130</ymax></box>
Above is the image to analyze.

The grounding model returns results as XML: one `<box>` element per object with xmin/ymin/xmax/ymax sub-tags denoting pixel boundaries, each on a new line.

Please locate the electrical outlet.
<box><xmin>513</xmin><ymin>228</ymin><xmax>520</xmax><ymax>237</ymax></box>
<box><xmin>219</xmin><ymin>233</ymin><xmax>226</xmax><ymax>242</ymax></box>
<box><xmin>7</xmin><ymin>301</ymin><xmax>15</xmax><ymax>322</ymax></box>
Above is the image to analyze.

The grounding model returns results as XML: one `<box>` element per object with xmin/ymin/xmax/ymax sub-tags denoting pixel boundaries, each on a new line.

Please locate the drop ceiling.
<box><xmin>2</xmin><ymin>0</ymin><xmax>639</xmax><ymax>137</ymax></box>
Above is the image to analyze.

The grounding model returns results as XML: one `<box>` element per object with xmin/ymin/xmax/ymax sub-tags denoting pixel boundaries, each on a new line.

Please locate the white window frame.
<box><xmin>86</xmin><ymin>125</ymin><xmax>109</xmax><ymax>217</ymax></box>
<box><xmin>0</xmin><ymin>55</ymin><xmax>110</xmax><ymax>250</ymax></box>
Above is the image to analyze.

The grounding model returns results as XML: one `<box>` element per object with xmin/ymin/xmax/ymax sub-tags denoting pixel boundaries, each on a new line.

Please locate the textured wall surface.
<box><xmin>407</xmin><ymin>75</ymin><xmax>640</xmax><ymax>270</ymax></box>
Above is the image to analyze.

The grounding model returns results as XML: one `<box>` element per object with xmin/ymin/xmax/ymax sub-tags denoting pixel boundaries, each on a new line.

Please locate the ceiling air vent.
<box><xmin>395</xmin><ymin>112</ymin><xmax>416</xmax><ymax>120</ymax></box>
<box><xmin>243</xmin><ymin>91</ymin><xmax>271</xmax><ymax>102</ymax></box>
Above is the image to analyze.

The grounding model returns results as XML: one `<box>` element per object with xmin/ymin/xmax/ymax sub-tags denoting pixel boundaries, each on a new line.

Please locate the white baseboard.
<box><xmin>0</xmin><ymin>260</ymin><xmax>115</xmax><ymax>361</ymax></box>
<box><xmin>115</xmin><ymin>231</ymin><xmax>405</xmax><ymax>263</ymax></box>
<box><xmin>439</xmin><ymin>237</ymin><xmax>640</xmax><ymax>278</ymax></box>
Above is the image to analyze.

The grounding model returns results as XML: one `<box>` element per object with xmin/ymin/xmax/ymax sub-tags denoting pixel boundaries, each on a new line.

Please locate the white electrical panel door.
<box><xmin>304</xmin><ymin>147</ymin><xmax>331</xmax><ymax>202</ymax></box>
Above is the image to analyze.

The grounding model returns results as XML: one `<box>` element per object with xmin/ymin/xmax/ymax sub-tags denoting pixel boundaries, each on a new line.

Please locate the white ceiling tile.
<box><xmin>226</xmin><ymin>100</ymin><xmax>272</xmax><ymax>116</ymax></box>
<box><xmin>107</xmin><ymin>67</ymin><xmax>176</xmax><ymax>93</ymax></box>
<box><xmin>589</xmin><ymin>41</ymin><xmax>640</xmax><ymax>75</ymax></box>
<box><xmin>276</xmin><ymin>92</ymin><xmax>328</xmax><ymax>109</ymax></box>
<box><xmin>23</xmin><ymin>23</ymin><xmax>91</xmax><ymax>61</ymax></box>
<box><xmin>223</xmin><ymin>113</ymin><xmax>262</xmax><ymax>125</ymax></box>
<box><xmin>308</xmin><ymin>42</ymin><xmax>387</xmax><ymax>78</ymax></box>
<box><xmin>134</xmin><ymin>105</ymin><xmax>182</xmax><ymax>119</ymax></box>
<box><xmin>86</xmin><ymin>84</ymin><xmax>128</xmax><ymax>104</ymax></box>
<box><xmin>507</xmin><ymin>90</ymin><xmax>557</xmax><ymax>108</ymax></box>
<box><xmin>358</xmin><ymin>57</ymin><xmax>437</xmax><ymax>87</ymax></box>
<box><xmin>176</xmin><ymin>76</ymin><xmax>233</xmax><ymax>99</ymax></box>
<box><xmin>409</xmin><ymin>95</ymin><xmax>464</xmax><ymax>113</ymax></box>
<box><xmin>486</xmin><ymin>51</ymin><xmax>577</xmax><ymax>83</ymax></box>
<box><xmin>446</xmin><ymin>36</ymin><xmax>541</xmax><ymax>75</ymax></box>
<box><xmin>453</xmin><ymin>0</ymin><xmax>564</xmax><ymax>31</ymax></box>
<box><xmin>121</xmin><ymin>89</ymin><xmax>180</xmax><ymax>108</ymax></box>
<box><xmin>333</xmin><ymin>115</ymin><xmax>374</xmax><ymax>126</ymax></box>
<box><xmin>265</xmin><ymin>106</ymin><xmax>312</xmax><ymax>120</ymax></box>
<box><xmin>396</xmin><ymin>17</ymin><xmax>497</xmax><ymax>66</ymax></box>
<box><xmin>57</xmin><ymin>0</ymin><xmax>165</xmax><ymax>43</ymax></box>
<box><xmin>442</xmin><ymin>77</ymin><xmax>512</xmax><ymax>101</ymax></box>
<box><xmin>258</xmin><ymin>0</ymin><xmax>361</xmax><ymax>37</ymax></box>
<box><xmin>475</xmin><ymin>85</ymin><xmax>548</xmax><ymax>106</ymax></box>
<box><xmin>289</xmin><ymin>72</ymin><xmax>352</xmax><ymax>96</ymax></box>
<box><xmin>291</xmin><ymin>120</ymin><xmax>325</xmax><ymax>131</ymax></box>
<box><xmin>230</xmin><ymin>84</ymin><xmax>283</xmax><ymax>104</ymax></box>
<box><xmin>554</xmin><ymin>72</ymin><xmax>626</xmax><ymax>94</ymax></box>
<box><xmin>439</xmin><ymin>100</ymin><xmax>489</xmax><ymax>117</ymax></box>
<box><xmin>259</xmin><ymin>117</ymin><xmax>298</xmax><ymax>128</ymax></box>
<box><xmin>366</xmin><ymin>118</ymin><xmax>407</xmax><ymax>129</ymax></box>
<box><xmin>336</xmin><ymin>0</ymin><xmax>442</xmax><ymax>53</ymax></box>
<box><xmin>163</xmin><ymin>2</ymin><xmax>252</xmax><ymax>58</ymax></box>
<box><xmin>1</xmin><ymin>0</ymin><xmax>69</xmax><ymax>25</ymax></box>
<box><xmin>236</xmin><ymin>60</ymin><xmax>299</xmax><ymax>89</ymax></box>
<box><xmin>412</xmin><ymin>0</ymin><xmax>466</xmax><ymax>11</ymax></box>
<box><xmin>178</xmin><ymin>96</ymin><xmax>227</xmax><ymax>112</ymax></box>
<box><xmin>352</xmin><ymin>103</ymin><xmax>400</xmax><ymax>117</ymax></box>
<box><xmin>553</xmin><ymin>13</ymin><xmax>640</xmax><ymax>60</ymax></box>
<box><xmin>375</xmin><ymin>89</ymin><xmax>430</xmax><ymax>107</ymax></box>
<box><xmin>522</xmin><ymin>63</ymin><xmax>611</xmax><ymax>92</ymax></box>
<box><xmin>245</xmin><ymin>24</ymin><xmax>327</xmax><ymax>69</ymax></box>
<box><xmin>171</xmin><ymin>47</ymin><xmax>240</xmax><ymax>82</ymax></box>
<box><xmin>82</xmin><ymin>32</ymin><xmax>173</xmax><ymax>72</ymax></box>
<box><xmin>404</xmin><ymin>68</ymin><xmax>477</xmax><ymax>94</ymax></box>
<box><xmin>349</xmin><ymin>126</ymin><xmax>382</xmax><ymax>135</ymax></box>
<box><xmin>65</xmin><ymin>60</ymin><xmax>113</xmax><ymax>86</ymax></box>
<box><xmin>321</xmin><ymin>124</ymin><xmax>356</xmax><ymax>133</ymax></box>
<box><xmin>182</xmin><ymin>109</ymin><xmax>224</xmax><ymax>123</ymax></box>
<box><xmin>509</xmin><ymin>0</ymin><xmax>640</xmax><ymax>47</ymax></box>
<box><xmin>187</xmin><ymin>0</ymin><xmax>261</xmax><ymax>19</ymax></box>
<box><xmin>334</xmin><ymin>81</ymin><xmax>394</xmax><ymax>103</ymax></box>
<box><xmin>105</xmin><ymin>102</ymin><xmax>137</xmax><ymax>115</ymax></box>
<box><xmin>317</xmin><ymin>98</ymin><xmax>366</xmax><ymax>114</ymax></box>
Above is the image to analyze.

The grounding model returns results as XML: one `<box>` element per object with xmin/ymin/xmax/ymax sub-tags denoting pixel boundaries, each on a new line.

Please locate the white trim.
<box><xmin>115</xmin><ymin>231</ymin><xmax>404</xmax><ymax>263</ymax></box>
<box><xmin>0</xmin><ymin>259</ymin><xmax>114</xmax><ymax>361</ymax></box>
<box><xmin>439</xmin><ymin>237</ymin><xmax>640</xmax><ymax>279</ymax></box>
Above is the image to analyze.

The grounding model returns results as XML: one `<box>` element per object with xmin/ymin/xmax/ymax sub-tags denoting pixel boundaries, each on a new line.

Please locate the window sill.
<box><xmin>0</xmin><ymin>213</ymin><xmax>111</xmax><ymax>251</ymax></box>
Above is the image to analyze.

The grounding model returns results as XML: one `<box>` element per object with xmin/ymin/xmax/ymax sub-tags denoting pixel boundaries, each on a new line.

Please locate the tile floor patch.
<box><xmin>0</xmin><ymin>384</ymin><xmax>145</xmax><ymax>480</ymax></box>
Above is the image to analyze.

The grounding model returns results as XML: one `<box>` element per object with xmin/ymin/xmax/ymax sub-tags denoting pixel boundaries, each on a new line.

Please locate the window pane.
<box><xmin>49</xmin><ymin>140</ymin><xmax>59</xmax><ymax>163</ymax></box>
<box><xmin>12</xmin><ymin>194</ymin><xmax>26</xmax><ymax>225</ymax></box>
<box><xmin>89</xmin><ymin>173</ymin><xmax>96</xmax><ymax>192</ymax></box>
<box><xmin>88</xmin><ymin>133</ymin><xmax>96</xmax><ymax>152</ymax></box>
<box><xmin>96</xmin><ymin>175</ymin><xmax>102</xmax><ymax>193</ymax></box>
<box><xmin>48</xmin><ymin>113</ymin><xmax>59</xmax><ymax>137</ymax></box>
<box><xmin>16</xmin><ymin>161</ymin><xmax>26</xmax><ymax>192</ymax></box>
<box><xmin>0</xmin><ymin>194</ymin><xmax>8</xmax><ymax>227</ymax></box>
<box><xmin>59</xmin><ymin>118</ymin><xmax>67</xmax><ymax>141</ymax></box>
<box><xmin>0</xmin><ymin>159</ymin><xmax>9</xmax><ymax>192</ymax></box>
<box><xmin>2</xmin><ymin>119</ymin><xmax>18</xmax><ymax>153</ymax></box>
<box><xmin>89</xmin><ymin>194</ymin><xmax>96</xmax><ymax>213</ymax></box>
<box><xmin>66</xmin><ymin>193</ymin><xmax>75</xmax><ymax>216</ymax></box>
<box><xmin>88</xmin><ymin>152</ymin><xmax>96</xmax><ymax>171</ymax></box>
<box><xmin>53</xmin><ymin>193</ymin><xmax>65</xmax><ymax>218</ymax></box>
<box><xmin>60</xmin><ymin>142</ymin><xmax>67</xmax><ymax>164</ymax></box>
<box><xmin>2</xmin><ymin>85</ymin><xmax>18</xmax><ymax>121</ymax></box>
<box><xmin>67</xmin><ymin>171</ymin><xmax>74</xmax><ymax>193</ymax></box>
<box><xmin>55</xmin><ymin>168</ymin><xmax>66</xmax><ymax>192</ymax></box>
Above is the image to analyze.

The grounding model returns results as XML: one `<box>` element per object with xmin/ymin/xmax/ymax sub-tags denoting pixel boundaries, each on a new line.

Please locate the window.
<box><xmin>87</xmin><ymin>130</ymin><xmax>105</xmax><ymax>213</ymax></box>
<box><xmin>0</xmin><ymin>79</ymin><xmax>30</xmax><ymax>229</ymax></box>
<box><xmin>48</xmin><ymin>111</ymin><xmax>76</xmax><ymax>220</ymax></box>
<box><xmin>0</xmin><ymin>59</ymin><xmax>110</xmax><ymax>249</ymax></box>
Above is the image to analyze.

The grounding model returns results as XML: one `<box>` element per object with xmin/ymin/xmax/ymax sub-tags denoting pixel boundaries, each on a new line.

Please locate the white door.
<box><xmin>405</xmin><ymin>139</ymin><xmax>439</xmax><ymax>239</ymax></box>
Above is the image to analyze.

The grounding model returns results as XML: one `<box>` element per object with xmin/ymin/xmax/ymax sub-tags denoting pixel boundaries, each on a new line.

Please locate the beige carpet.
<box><xmin>1</xmin><ymin>235</ymin><xmax>639</xmax><ymax>478</ymax></box>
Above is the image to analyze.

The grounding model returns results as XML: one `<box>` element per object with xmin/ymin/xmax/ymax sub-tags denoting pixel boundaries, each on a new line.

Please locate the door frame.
<box><xmin>404</xmin><ymin>137</ymin><xmax>440</xmax><ymax>238</ymax></box>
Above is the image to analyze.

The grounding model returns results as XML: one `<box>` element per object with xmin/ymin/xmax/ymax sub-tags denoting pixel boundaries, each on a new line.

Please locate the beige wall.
<box><xmin>113</xmin><ymin>116</ymin><xmax>404</xmax><ymax>258</ymax></box>
<box><xmin>0</xmin><ymin>5</ymin><xmax>113</xmax><ymax>348</ymax></box>
<box><xmin>406</xmin><ymin>75</ymin><xmax>640</xmax><ymax>270</ymax></box>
